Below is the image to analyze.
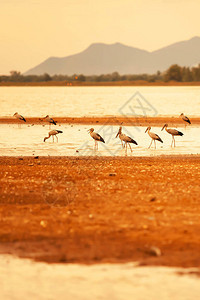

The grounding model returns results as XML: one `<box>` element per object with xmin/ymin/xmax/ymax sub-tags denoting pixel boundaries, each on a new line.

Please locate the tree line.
<box><xmin>1</xmin><ymin>64</ymin><xmax>200</xmax><ymax>83</ymax></box>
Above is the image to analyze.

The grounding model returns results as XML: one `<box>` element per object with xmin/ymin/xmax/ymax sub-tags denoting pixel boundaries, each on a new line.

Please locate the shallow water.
<box><xmin>0</xmin><ymin>255</ymin><xmax>199</xmax><ymax>300</ymax></box>
<box><xmin>0</xmin><ymin>123</ymin><xmax>199</xmax><ymax>156</ymax></box>
<box><xmin>0</xmin><ymin>86</ymin><xmax>200</xmax><ymax>117</ymax></box>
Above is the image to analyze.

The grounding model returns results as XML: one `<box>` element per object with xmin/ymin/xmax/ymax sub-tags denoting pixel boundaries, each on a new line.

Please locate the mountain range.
<box><xmin>25</xmin><ymin>37</ymin><xmax>200</xmax><ymax>75</ymax></box>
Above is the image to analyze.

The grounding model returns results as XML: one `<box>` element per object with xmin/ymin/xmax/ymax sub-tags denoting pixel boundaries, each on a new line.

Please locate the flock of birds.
<box><xmin>13</xmin><ymin>112</ymin><xmax>191</xmax><ymax>153</ymax></box>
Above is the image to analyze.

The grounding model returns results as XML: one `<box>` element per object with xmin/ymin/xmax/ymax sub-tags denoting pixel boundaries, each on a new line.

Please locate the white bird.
<box><xmin>43</xmin><ymin>130</ymin><xmax>63</xmax><ymax>142</ymax></box>
<box><xmin>116</xmin><ymin>126</ymin><xmax>138</xmax><ymax>152</ymax></box>
<box><xmin>161</xmin><ymin>124</ymin><xmax>183</xmax><ymax>147</ymax></box>
<box><xmin>88</xmin><ymin>128</ymin><xmax>105</xmax><ymax>149</ymax></box>
<box><xmin>180</xmin><ymin>113</ymin><xmax>191</xmax><ymax>127</ymax></box>
<box><xmin>13</xmin><ymin>112</ymin><xmax>26</xmax><ymax>128</ymax></box>
<box><xmin>43</xmin><ymin>115</ymin><xmax>57</xmax><ymax>129</ymax></box>
<box><xmin>145</xmin><ymin>126</ymin><xmax>163</xmax><ymax>149</ymax></box>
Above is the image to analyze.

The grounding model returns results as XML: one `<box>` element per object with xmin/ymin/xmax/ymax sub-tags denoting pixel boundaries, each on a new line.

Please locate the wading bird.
<box><xmin>161</xmin><ymin>124</ymin><xmax>183</xmax><ymax>147</ymax></box>
<box><xmin>43</xmin><ymin>130</ymin><xmax>63</xmax><ymax>142</ymax></box>
<box><xmin>116</xmin><ymin>126</ymin><xmax>138</xmax><ymax>152</ymax></box>
<box><xmin>13</xmin><ymin>112</ymin><xmax>26</xmax><ymax>128</ymax></box>
<box><xmin>145</xmin><ymin>126</ymin><xmax>163</xmax><ymax>149</ymax></box>
<box><xmin>44</xmin><ymin>115</ymin><xmax>57</xmax><ymax>129</ymax></box>
<box><xmin>88</xmin><ymin>128</ymin><xmax>105</xmax><ymax>149</ymax></box>
<box><xmin>180</xmin><ymin>113</ymin><xmax>191</xmax><ymax>127</ymax></box>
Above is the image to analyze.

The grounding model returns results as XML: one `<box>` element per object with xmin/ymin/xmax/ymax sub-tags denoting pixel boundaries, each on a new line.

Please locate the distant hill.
<box><xmin>25</xmin><ymin>37</ymin><xmax>200</xmax><ymax>75</ymax></box>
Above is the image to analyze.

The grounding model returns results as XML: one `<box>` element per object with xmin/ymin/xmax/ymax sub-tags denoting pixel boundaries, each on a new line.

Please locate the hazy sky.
<box><xmin>1</xmin><ymin>0</ymin><xmax>200</xmax><ymax>74</ymax></box>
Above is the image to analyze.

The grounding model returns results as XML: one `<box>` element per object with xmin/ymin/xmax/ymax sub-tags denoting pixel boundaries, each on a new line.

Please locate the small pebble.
<box><xmin>40</xmin><ymin>220</ymin><xmax>47</xmax><ymax>228</ymax></box>
<box><xmin>150</xmin><ymin>197</ymin><xmax>156</xmax><ymax>202</ymax></box>
<box><xmin>148</xmin><ymin>246</ymin><xmax>162</xmax><ymax>257</ymax></box>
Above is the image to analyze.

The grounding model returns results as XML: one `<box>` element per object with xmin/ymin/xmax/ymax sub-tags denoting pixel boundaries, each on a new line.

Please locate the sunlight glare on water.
<box><xmin>0</xmin><ymin>86</ymin><xmax>200</xmax><ymax>117</ymax></box>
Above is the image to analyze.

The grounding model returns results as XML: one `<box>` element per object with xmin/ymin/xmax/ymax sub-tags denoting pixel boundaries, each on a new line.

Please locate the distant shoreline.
<box><xmin>0</xmin><ymin>116</ymin><xmax>198</xmax><ymax>126</ymax></box>
<box><xmin>0</xmin><ymin>80</ymin><xmax>200</xmax><ymax>87</ymax></box>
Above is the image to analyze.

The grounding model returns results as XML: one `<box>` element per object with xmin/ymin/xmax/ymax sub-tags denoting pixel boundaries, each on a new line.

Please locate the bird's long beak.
<box><xmin>161</xmin><ymin>125</ymin><xmax>165</xmax><ymax>131</ymax></box>
<box><xmin>115</xmin><ymin>131</ymin><xmax>119</xmax><ymax>138</ymax></box>
<box><xmin>145</xmin><ymin>128</ymin><xmax>148</xmax><ymax>133</ymax></box>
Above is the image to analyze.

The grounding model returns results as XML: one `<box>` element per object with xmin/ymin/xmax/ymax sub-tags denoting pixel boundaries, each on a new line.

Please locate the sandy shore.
<box><xmin>0</xmin><ymin>156</ymin><xmax>200</xmax><ymax>267</ymax></box>
<box><xmin>0</xmin><ymin>116</ymin><xmax>198</xmax><ymax>126</ymax></box>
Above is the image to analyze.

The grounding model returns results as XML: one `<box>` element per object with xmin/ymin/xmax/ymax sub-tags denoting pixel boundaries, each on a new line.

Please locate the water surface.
<box><xmin>0</xmin><ymin>123</ymin><xmax>199</xmax><ymax>156</ymax></box>
<box><xmin>0</xmin><ymin>255</ymin><xmax>199</xmax><ymax>300</ymax></box>
<box><xmin>0</xmin><ymin>86</ymin><xmax>199</xmax><ymax>117</ymax></box>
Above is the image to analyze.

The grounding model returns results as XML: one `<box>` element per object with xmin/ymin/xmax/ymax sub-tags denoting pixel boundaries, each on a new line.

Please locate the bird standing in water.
<box><xmin>161</xmin><ymin>124</ymin><xmax>183</xmax><ymax>147</ymax></box>
<box><xmin>116</xmin><ymin>126</ymin><xmax>138</xmax><ymax>152</ymax></box>
<box><xmin>145</xmin><ymin>126</ymin><xmax>163</xmax><ymax>149</ymax></box>
<box><xmin>44</xmin><ymin>115</ymin><xmax>57</xmax><ymax>129</ymax></box>
<box><xmin>88</xmin><ymin>128</ymin><xmax>105</xmax><ymax>150</ymax></box>
<box><xmin>13</xmin><ymin>112</ymin><xmax>26</xmax><ymax>128</ymax></box>
<box><xmin>180</xmin><ymin>113</ymin><xmax>191</xmax><ymax>128</ymax></box>
<box><xmin>43</xmin><ymin>130</ymin><xmax>63</xmax><ymax>142</ymax></box>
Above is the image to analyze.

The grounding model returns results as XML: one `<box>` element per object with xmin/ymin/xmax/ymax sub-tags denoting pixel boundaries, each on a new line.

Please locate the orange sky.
<box><xmin>1</xmin><ymin>0</ymin><xmax>200</xmax><ymax>74</ymax></box>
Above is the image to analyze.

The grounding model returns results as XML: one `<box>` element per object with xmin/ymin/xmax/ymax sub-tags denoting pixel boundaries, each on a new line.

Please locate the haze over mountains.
<box><xmin>25</xmin><ymin>37</ymin><xmax>200</xmax><ymax>76</ymax></box>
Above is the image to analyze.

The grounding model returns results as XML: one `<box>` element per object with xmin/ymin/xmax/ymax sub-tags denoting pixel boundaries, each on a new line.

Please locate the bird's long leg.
<box><xmin>94</xmin><ymin>140</ymin><xmax>97</xmax><ymax>150</ymax></box>
<box><xmin>128</xmin><ymin>143</ymin><xmax>132</xmax><ymax>152</ymax></box>
<box><xmin>52</xmin><ymin>136</ymin><xmax>54</xmax><ymax>143</ymax></box>
<box><xmin>148</xmin><ymin>139</ymin><xmax>153</xmax><ymax>149</ymax></box>
<box><xmin>171</xmin><ymin>136</ymin><xmax>173</xmax><ymax>147</ymax></box>
<box><xmin>97</xmin><ymin>141</ymin><xmax>98</xmax><ymax>150</ymax></box>
<box><xmin>173</xmin><ymin>136</ymin><xmax>176</xmax><ymax>147</ymax></box>
<box><xmin>121</xmin><ymin>140</ymin><xmax>124</xmax><ymax>148</ymax></box>
<box><xmin>56</xmin><ymin>135</ymin><xmax>58</xmax><ymax>142</ymax></box>
<box><xmin>154</xmin><ymin>140</ymin><xmax>156</xmax><ymax>149</ymax></box>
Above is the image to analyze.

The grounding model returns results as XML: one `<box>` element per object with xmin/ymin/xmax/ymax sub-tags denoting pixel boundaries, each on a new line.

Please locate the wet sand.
<box><xmin>0</xmin><ymin>116</ymin><xmax>198</xmax><ymax>126</ymax></box>
<box><xmin>0</xmin><ymin>156</ymin><xmax>200</xmax><ymax>267</ymax></box>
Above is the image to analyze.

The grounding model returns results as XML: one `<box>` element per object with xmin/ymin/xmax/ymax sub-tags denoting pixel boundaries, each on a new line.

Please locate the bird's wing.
<box><xmin>123</xmin><ymin>135</ymin><xmax>131</xmax><ymax>142</ymax></box>
<box><xmin>120</xmin><ymin>134</ymin><xmax>127</xmax><ymax>141</ymax></box>
<box><xmin>95</xmin><ymin>133</ymin><xmax>105</xmax><ymax>143</ymax></box>
<box><xmin>167</xmin><ymin>128</ymin><xmax>179</xmax><ymax>135</ymax></box>
<box><xmin>19</xmin><ymin>115</ymin><xmax>26</xmax><ymax>122</ymax></box>
<box><xmin>151</xmin><ymin>132</ymin><xmax>163</xmax><ymax>142</ymax></box>
<box><xmin>50</xmin><ymin>118</ymin><xmax>57</xmax><ymax>125</ymax></box>
<box><xmin>49</xmin><ymin>130</ymin><xmax>56</xmax><ymax>134</ymax></box>
<box><xmin>183</xmin><ymin>116</ymin><xmax>191</xmax><ymax>124</ymax></box>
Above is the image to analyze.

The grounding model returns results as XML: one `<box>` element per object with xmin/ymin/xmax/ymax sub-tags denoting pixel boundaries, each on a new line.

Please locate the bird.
<box><xmin>161</xmin><ymin>124</ymin><xmax>183</xmax><ymax>147</ymax></box>
<box><xmin>43</xmin><ymin>115</ymin><xmax>57</xmax><ymax>129</ymax></box>
<box><xmin>43</xmin><ymin>130</ymin><xmax>63</xmax><ymax>142</ymax></box>
<box><xmin>115</xmin><ymin>126</ymin><xmax>138</xmax><ymax>152</ymax></box>
<box><xmin>145</xmin><ymin>126</ymin><xmax>163</xmax><ymax>149</ymax></box>
<box><xmin>13</xmin><ymin>112</ymin><xmax>26</xmax><ymax>128</ymax></box>
<box><xmin>180</xmin><ymin>113</ymin><xmax>191</xmax><ymax>127</ymax></box>
<box><xmin>88</xmin><ymin>128</ymin><xmax>105</xmax><ymax>149</ymax></box>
